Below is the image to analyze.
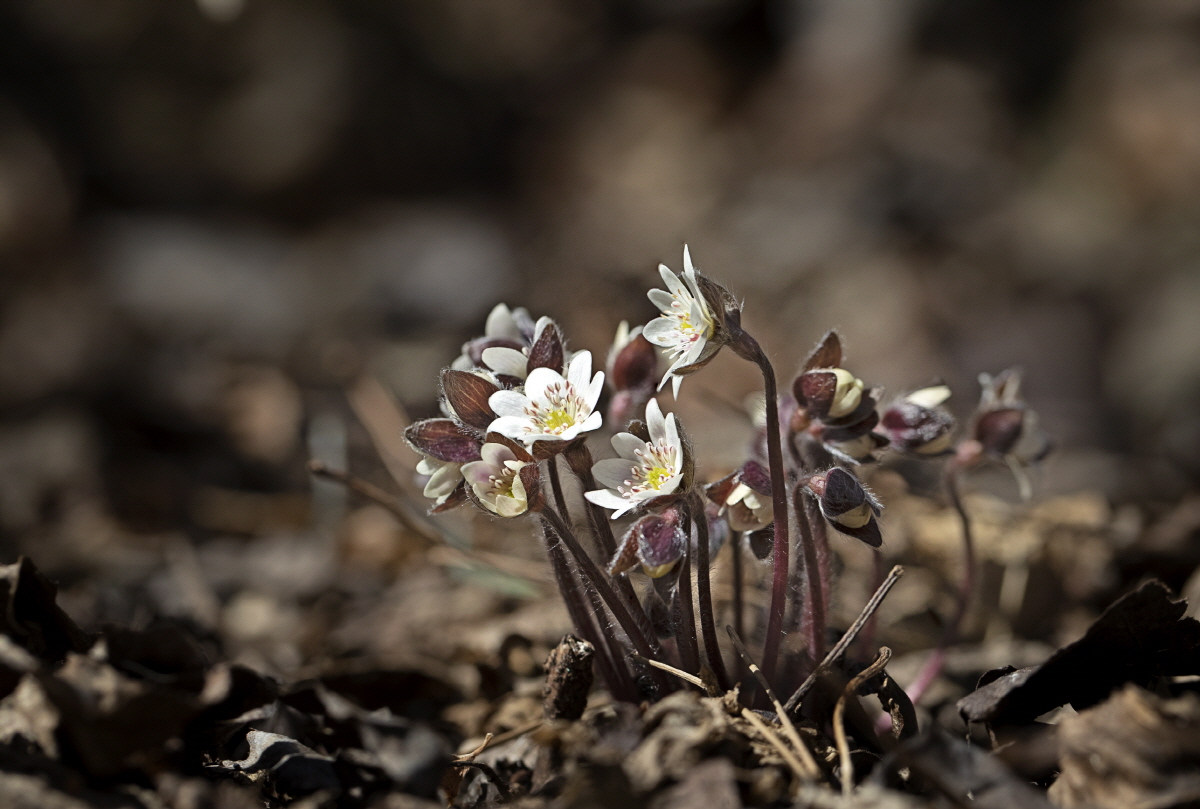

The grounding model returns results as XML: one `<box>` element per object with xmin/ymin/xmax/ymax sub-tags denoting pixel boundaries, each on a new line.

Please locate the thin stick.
<box><xmin>741</xmin><ymin>708</ymin><xmax>819</xmax><ymax>785</ymax></box>
<box><xmin>691</xmin><ymin>492</ymin><xmax>729</xmax><ymax>689</ymax></box>
<box><xmin>454</xmin><ymin>733</ymin><xmax>494</xmax><ymax>761</ymax></box>
<box><xmin>834</xmin><ymin>646</ymin><xmax>892</xmax><ymax>797</ymax></box>
<box><xmin>727</xmin><ymin>627</ymin><xmax>821</xmax><ymax>781</ymax></box>
<box><xmin>904</xmin><ymin>466</ymin><xmax>974</xmax><ymax>707</ymax></box>
<box><xmin>784</xmin><ymin>565</ymin><xmax>904</xmax><ymax>713</ymax></box>
<box><xmin>632</xmin><ymin>653</ymin><xmax>705</xmax><ymax>689</ymax></box>
<box><xmin>308</xmin><ymin>459</ymin><xmax>438</xmax><ymax>544</ymax></box>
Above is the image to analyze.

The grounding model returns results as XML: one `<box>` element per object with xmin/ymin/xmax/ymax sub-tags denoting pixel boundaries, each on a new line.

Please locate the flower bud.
<box><xmin>707</xmin><ymin>460</ymin><xmax>773</xmax><ymax>532</ymax></box>
<box><xmin>609</xmin><ymin>510</ymin><xmax>687</xmax><ymax>578</ymax></box>
<box><xmin>804</xmin><ymin>467</ymin><xmax>882</xmax><ymax>548</ymax></box>
<box><xmin>877</xmin><ymin>386</ymin><xmax>955</xmax><ymax>455</ymax></box>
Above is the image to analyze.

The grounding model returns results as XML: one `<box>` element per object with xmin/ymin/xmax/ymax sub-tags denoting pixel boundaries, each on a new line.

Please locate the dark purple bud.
<box><xmin>441</xmin><ymin>369</ymin><xmax>500</xmax><ymax>432</ymax></box>
<box><xmin>527</xmin><ymin>321</ymin><xmax>565</xmax><ymax>373</ymax></box>
<box><xmin>610</xmin><ymin>333</ymin><xmax>659</xmax><ymax>392</ymax></box>
<box><xmin>636</xmin><ymin>511</ymin><xmax>687</xmax><ymax>578</ymax></box>
<box><xmin>973</xmin><ymin>407</ymin><xmax>1025</xmax><ymax>457</ymax></box>
<box><xmin>806</xmin><ymin>467</ymin><xmax>883</xmax><ymax>548</ymax></box>
<box><xmin>739</xmin><ymin>460</ymin><xmax>771</xmax><ymax>496</ymax></box>
<box><xmin>747</xmin><ymin>526</ymin><xmax>774</xmax><ymax>561</ymax></box>
<box><xmin>879</xmin><ymin>400</ymin><xmax>955</xmax><ymax>455</ymax></box>
<box><xmin>404</xmin><ymin>418</ymin><xmax>483</xmax><ymax>463</ymax></box>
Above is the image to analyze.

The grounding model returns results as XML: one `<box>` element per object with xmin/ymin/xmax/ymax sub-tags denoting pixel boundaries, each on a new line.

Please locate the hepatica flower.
<box><xmin>643</xmin><ymin>246</ymin><xmax>717</xmax><ymax>397</ymax></box>
<box><xmin>586</xmin><ymin>399</ymin><xmax>685</xmax><ymax>519</ymax></box>
<box><xmin>462</xmin><ymin>443</ymin><xmax>533</xmax><ymax>517</ymax></box>
<box><xmin>487</xmin><ymin>351</ymin><xmax>603</xmax><ymax>446</ymax></box>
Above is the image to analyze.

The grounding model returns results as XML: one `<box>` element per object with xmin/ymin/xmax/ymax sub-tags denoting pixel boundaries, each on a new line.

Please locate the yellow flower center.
<box><xmin>542</xmin><ymin>408</ymin><xmax>573</xmax><ymax>432</ymax></box>
<box><xmin>645</xmin><ymin>465</ymin><xmax>671</xmax><ymax>490</ymax></box>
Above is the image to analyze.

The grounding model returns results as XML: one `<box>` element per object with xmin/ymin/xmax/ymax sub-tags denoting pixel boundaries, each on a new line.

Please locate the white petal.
<box><xmin>645</xmin><ymin>399</ymin><xmax>666</xmax><ymax>444</ymax></box>
<box><xmin>485</xmin><ymin>304</ymin><xmax>521</xmax><ymax>341</ymax></box>
<box><xmin>641</xmin><ymin>316</ymin><xmax>677</xmax><ymax>346</ymax></box>
<box><xmin>480</xmin><ymin>442</ymin><xmax>517</xmax><ymax>468</ymax></box>
<box><xmin>647</xmin><ymin>289</ymin><xmax>675</xmax><ymax>312</ymax></box>
<box><xmin>489</xmin><ymin>390</ymin><xmax>530</xmax><ymax>418</ymax></box>
<box><xmin>566</xmin><ymin>350</ymin><xmax>592</xmax><ymax>390</ymax></box>
<box><xmin>611</xmin><ymin>432</ymin><xmax>646</xmax><ymax>460</ymax></box>
<box><xmin>523</xmin><ymin>366</ymin><xmax>563</xmax><ymax>404</ymax></box>
<box><xmin>907</xmin><ymin>385</ymin><xmax>951</xmax><ymax>409</ymax></box>
<box><xmin>461</xmin><ymin>460</ymin><xmax>493</xmax><ymax>486</ymax></box>
<box><xmin>482</xmin><ymin>347</ymin><xmax>529</xmax><ymax>378</ymax></box>
<box><xmin>584</xmin><ymin>488</ymin><xmax>634</xmax><ymax>517</ymax></box>
<box><xmin>593</xmin><ymin>458</ymin><xmax>638</xmax><ymax>488</ymax></box>
<box><xmin>487</xmin><ymin>416</ymin><xmax>530</xmax><ymax>440</ymax></box>
<box><xmin>578</xmin><ymin>409</ymin><xmax>603</xmax><ymax>435</ymax></box>
<box><xmin>664</xmin><ymin>412</ymin><xmax>680</xmax><ymax>453</ymax></box>
<box><xmin>683</xmin><ymin>244</ymin><xmax>693</xmax><ymax>274</ymax></box>
<box><xmin>585</xmin><ymin>372</ymin><xmax>605</xmax><ymax>410</ymax></box>
<box><xmin>424</xmin><ymin>463</ymin><xmax>461</xmax><ymax>498</ymax></box>
<box><xmin>671</xmin><ymin>373</ymin><xmax>683</xmax><ymax>398</ymax></box>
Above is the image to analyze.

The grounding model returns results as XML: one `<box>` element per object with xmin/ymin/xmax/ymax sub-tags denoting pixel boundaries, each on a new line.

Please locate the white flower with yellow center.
<box><xmin>585</xmin><ymin>399</ymin><xmax>685</xmax><ymax>519</ymax></box>
<box><xmin>643</xmin><ymin>246</ymin><xmax>715</xmax><ymax>397</ymax></box>
<box><xmin>486</xmin><ymin>351</ymin><xmax>604</xmax><ymax>445</ymax></box>
<box><xmin>461</xmin><ymin>443</ymin><xmax>530</xmax><ymax>517</ymax></box>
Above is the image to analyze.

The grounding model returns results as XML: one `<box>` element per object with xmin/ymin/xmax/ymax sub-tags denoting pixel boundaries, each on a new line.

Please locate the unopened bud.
<box><xmin>805</xmin><ymin>467</ymin><xmax>882</xmax><ymax>548</ymax></box>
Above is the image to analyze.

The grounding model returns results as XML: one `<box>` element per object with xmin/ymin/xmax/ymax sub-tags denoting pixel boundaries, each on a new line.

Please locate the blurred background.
<box><xmin>1</xmin><ymin>0</ymin><xmax>1200</xmax><ymax>682</ymax></box>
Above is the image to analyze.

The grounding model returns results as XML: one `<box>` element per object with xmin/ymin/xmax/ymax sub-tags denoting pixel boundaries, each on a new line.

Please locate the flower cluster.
<box><xmin>398</xmin><ymin>245</ymin><xmax>1050</xmax><ymax>709</ymax></box>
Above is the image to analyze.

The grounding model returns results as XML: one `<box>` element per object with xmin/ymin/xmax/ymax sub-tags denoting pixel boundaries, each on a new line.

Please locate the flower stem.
<box><xmin>675</xmin><ymin>522</ymin><xmax>701</xmax><ymax>675</ymax></box>
<box><xmin>546</xmin><ymin>457</ymin><xmax>636</xmax><ymax>697</ymax></box>
<box><xmin>538</xmin><ymin>507</ymin><xmax>663</xmax><ymax>666</ymax></box>
<box><xmin>730</xmin><ymin>531</ymin><xmax>744</xmax><ymax>648</ymax></box>
<box><xmin>744</xmin><ymin>338</ymin><xmax>790</xmax><ymax>684</ymax></box>
<box><xmin>793</xmin><ymin>486</ymin><xmax>827</xmax><ymax>665</ymax></box>
<box><xmin>542</xmin><ymin>526</ymin><xmax>636</xmax><ymax>701</ymax></box>
<box><xmin>563</xmin><ymin>441</ymin><xmax>659</xmax><ymax>651</ymax></box>
<box><xmin>689</xmin><ymin>491</ymin><xmax>729</xmax><ymax>689</ymax></box>
<box><xmin>905</xmin><ymin>461</ymin><xmax>975</xmax><ymax>707</ymax></box>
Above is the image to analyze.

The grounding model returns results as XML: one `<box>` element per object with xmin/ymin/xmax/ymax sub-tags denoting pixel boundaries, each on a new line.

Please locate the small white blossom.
<box><xmin>487</xmin><ymin>351</ymin><xmax>604</xmax><ymax>445</ymax></box>
<box><xmin>416</xmin><ymin>456</ymin><xmax>462</xmax><ymax>506</ymax></box>
<box><xmin>642</xmin><ymin>245</ymin><xmax>715</xmax><ymax>397</ymax></box>
<box><xmin>723</xmin><ymin>483</ymin><xmax>773</xmax><ymax>532</ymax></box>
<box><xmin>461</xmin><ymin>443</ymin><xmax>529</xmax><ymax>517</ymax></box>
<box><xmin>585</xmin><ymin>399</ymin><xmax>685</xmax><ymax>519</ymax></box>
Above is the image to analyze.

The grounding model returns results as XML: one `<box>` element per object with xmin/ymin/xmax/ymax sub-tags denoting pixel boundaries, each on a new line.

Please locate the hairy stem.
<box><xmin>675</xmin><ymin>508</ymin><xmax>701</xmax><ymax>674</ymax></box>
<box><xmin>689</xmin><ymin>491</ymin><xmax>729</xmax><ymax>689</ymax></box>
<box><xmin>730</xmin><ymin>532</ymin><xmax>744</xmax><ymax>649</ymax></box>
<box><xmin>546</xmin><ymin>458</ymin><xmax>635</xmax><ymax>697</ymax></box>
<box><xmin>539</xmin><ymin>508</ymin><xmax>662</xmax><ymax>665</ymax></box>
<box><xmin>745</xmin><ymin>340</ymin><xmax>791</xmax><ymax>685</ymax></box>
<box><xmin>905</xmin><ymin>462</ymin><xmax>975</xmax><ymax>707</ymax></box>
<box><xmin>543</xmin><ymin>528</ymin><xmax>635</xmax><ymax>701</ymax></box>
<box><xmin>563</xmin><ymin>442</ymin><xmax>659</xmax><ymax>652</ymax></box>
<box><xmin>794</xmin><ymin>487</ymin><xmax>828</xmax><ymax>666</ymax></box>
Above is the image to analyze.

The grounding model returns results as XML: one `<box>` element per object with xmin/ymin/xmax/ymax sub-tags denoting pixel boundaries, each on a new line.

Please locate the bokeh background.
<box><xmin>1</xmin><ymin>0</ymin><xmax>1200</xmax><ymax>682</ymax></box>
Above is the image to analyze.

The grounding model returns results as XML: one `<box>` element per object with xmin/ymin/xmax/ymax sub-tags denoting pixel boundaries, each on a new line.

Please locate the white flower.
<box><xmin>585</xmin><ymin>399</ymin><xmax>685</xmax><ymax>519</ymax></box>
<box><xmin>724</xmin><ymin>483</ymin><xmax>773</xmax><ymax>532</ymax></box>
<box><xmin>416</xmin><ymin>456</ymin><xmax>462</xmax><ymax>506</ymax></box>
<box><xmin>461</xmin><ymin>443</ymin><xmax>529</xmax><ymax>517</ymax></box>
<box><xmin>642</xmin><ymin>245</ymin><xmax>715</xmax><ymax>397</ymax></box>
<box><xmin>487</xmin><ymin>351</ymin><xmax>604</xmax><ymax>445</ymax></box>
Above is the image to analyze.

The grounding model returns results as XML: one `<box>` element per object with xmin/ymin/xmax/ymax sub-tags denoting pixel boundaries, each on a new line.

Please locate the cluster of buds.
<box><xmin>398</xmin><ymin>245</ymin><xmax>1050</xmax><ymax>705</ymax></box>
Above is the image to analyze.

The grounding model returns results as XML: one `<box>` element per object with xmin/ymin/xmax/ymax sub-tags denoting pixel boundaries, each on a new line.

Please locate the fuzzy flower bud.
<box><xmin>804</xmin><ymin>467</ymin><xmax>883</xmax><ymax>548</ymax></box>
